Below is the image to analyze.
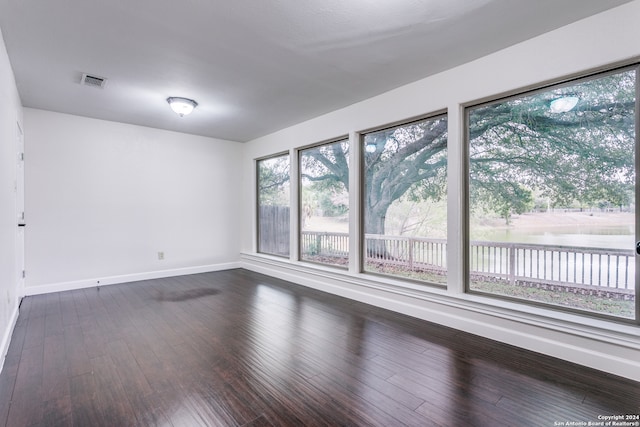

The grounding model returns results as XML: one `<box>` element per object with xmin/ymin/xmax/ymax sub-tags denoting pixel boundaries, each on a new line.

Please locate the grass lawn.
<box><xmin>471</xmin><ymin>280</ymin><xmax>635</xmax><ymax>318</ymax></box>
<box><xmin>366</xmin><ymin>262</ymin><xmax>634</xmax><ymax>318</ymax></box>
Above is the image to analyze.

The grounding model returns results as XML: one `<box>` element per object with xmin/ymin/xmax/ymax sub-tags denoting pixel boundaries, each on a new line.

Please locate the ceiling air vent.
<box><xmin>80</xmin><ymin>73</ymin><xmax>107</xmax><ymax>89</ymax></box>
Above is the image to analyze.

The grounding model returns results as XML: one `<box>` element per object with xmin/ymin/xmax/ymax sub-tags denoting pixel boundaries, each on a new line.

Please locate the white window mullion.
<box><xmin>290</xmin><ymin>148</ymin><xmax>299</xmax><ymax>262</ymax></box>
<box><xmin>349</xmin><ymin>131</ymin><xmax>361</xmax><ymax>274</ymax></box>
<box><xmin>448</xmin><ymin>105</ymin><xmax>465</xmax><ymax>294</ymax></box>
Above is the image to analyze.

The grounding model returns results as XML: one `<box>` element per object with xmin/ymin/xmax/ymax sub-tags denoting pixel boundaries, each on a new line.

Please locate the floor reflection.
<box><xmin>4</xmin><ymin>270</ymin><xmax>633</xmax><ymax>426</ymax></box>
<box><xmin>154</xmin><ymin>287</ymin><xmax>220</xmax><ymax>302</ymax></box>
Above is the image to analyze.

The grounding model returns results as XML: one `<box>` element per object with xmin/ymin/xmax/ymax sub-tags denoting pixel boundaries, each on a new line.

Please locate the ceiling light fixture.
<box><xmin>549</xmin><ymin>96</ymin><xmax>579</xmax><ymax>113</ymax></box>
<box><xmin>365</xmin><ymin>141</ymin><xmax>377</xmax><ymax>153</ymax></box>
<box><xmin>167</xmin><ymin>97</ymin><xmax>198</xmax><ymax>117</ymax></box>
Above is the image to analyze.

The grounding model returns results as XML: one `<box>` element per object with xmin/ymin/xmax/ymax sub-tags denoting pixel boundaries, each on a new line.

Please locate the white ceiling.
<box><xmin>0</xmin><ymin>0</ymin><xmax>633</xmax><ymax>142</ymax></box>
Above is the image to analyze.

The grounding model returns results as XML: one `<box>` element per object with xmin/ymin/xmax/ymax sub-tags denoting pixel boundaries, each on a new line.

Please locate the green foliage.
<box><xmin>469</xmin><ymin>69</ymin><xmax>635</xmax><ymax>216</ymax></box>
<box><xmin>305</xmin><ymin>240</ymin><xmax>319</xmax><ymax>256</ymax></box>
<box><xmin>291</xmin><ymin>68</ymin><xmax>636</xmax><ymax>234</ymax></box>
<box><xmin>363</xmin><ymin>117</ymin><xmax>448</xmax><ymax>235</ymax></box>
<box><xmin>317</xmin><ymin>192</ymin><xmax>348</xmax><ymax>216</ymax></box>
<box><xmin>473</xmin><ymin>182</ymin><xmax>534</xmax><ymax>224</ymax></box>
<box><xmin>385</xmin><ymin>198</ymin><xmax>447</xmax><ymax>238</ymax></box>
<box><xmin>300</xmin><ymin>140</ymin><xmax>350</xmax><ymax>219</ymax></box>
<box><xmin>258</xmin><ymin>155</ymin><xmax>290</xmax><ymax>206</ymax></box>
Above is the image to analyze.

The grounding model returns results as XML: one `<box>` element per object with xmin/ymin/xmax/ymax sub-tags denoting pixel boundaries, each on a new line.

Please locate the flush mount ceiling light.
<box><xmin>167</xmin><ymin>97</ymin><xmax>198</xmax><ymax>117</ymax></box>
<box><xmin>365</xmin><ymin>141</ymin><xmax>377</xmax><ymax>153</ymax></box>
<box><xmin>549</xmin><ymin>96</ymin><xmax>579</xmax><ymax>113</ymax></box>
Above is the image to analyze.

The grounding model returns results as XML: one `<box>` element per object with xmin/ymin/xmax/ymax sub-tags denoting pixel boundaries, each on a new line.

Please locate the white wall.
<box><xmin>240</xmin><ymin>1</ymin><xmax>640</xmax><ymax>381</ymax></box>
<box><xmin>0</xmin><ymin>29</ymin><xmax>23</xmax><ymax>365</ymax></box>
<box><xmin>25</xmin><ymin>109</ymin><xmax>242</xmax><ymax>294</ymax></box>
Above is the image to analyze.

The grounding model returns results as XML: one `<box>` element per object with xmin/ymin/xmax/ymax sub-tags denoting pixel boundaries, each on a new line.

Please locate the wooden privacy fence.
<box><xmin>258</xmin><ymin>205</ymin><xmax>290</xmax><ymax>256</ymax></box>
<box><xmin>300</xmin><ymin>231</ymin><xmax>636</xmax><ymax>291</ymax></box>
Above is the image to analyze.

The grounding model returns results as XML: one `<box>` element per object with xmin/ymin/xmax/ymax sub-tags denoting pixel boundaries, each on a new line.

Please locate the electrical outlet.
<box><xmin>158</xmin><ymin>251</ymin><xmax>164</xmax><ymax>260</ymax></box>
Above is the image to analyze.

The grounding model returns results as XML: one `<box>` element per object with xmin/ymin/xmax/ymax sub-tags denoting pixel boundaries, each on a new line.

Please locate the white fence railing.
<box><xmin>300</xmin><ymin>232</ymin><xmax>636</xmax><ymax>291</ymax></box>
<box><xmin>470</xmin><ymin>240</ymin><xmax>634</xmax><ymax>290</ymax></box>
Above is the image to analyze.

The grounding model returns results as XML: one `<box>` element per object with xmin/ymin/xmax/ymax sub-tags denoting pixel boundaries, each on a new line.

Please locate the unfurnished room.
<box><xmin>0</xmin><ymin>1</ymin><xmax>639</xmax><ymax>426</ymax></box>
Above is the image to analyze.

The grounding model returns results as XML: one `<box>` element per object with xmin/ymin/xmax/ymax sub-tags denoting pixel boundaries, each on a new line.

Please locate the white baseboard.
<box><xmin>24</xmin><ymin>262</ymin><xmax>242</xmax><ymax>296</ymax></box>
<box><xmin>240</xmin><ymin>253</ymin><xmax>640</xmax><ymax>383</ymax></box>
<box><xmin>0</xmin><ymin>302</ymin><xmax>20</xmax><ymax>375</ymax></box>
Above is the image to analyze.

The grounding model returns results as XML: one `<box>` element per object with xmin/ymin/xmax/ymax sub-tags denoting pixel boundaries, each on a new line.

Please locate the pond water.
<box><xmin>472</xmin><ymin>225</ymin><xmax>635</xmax><ymax>250</ymax></box>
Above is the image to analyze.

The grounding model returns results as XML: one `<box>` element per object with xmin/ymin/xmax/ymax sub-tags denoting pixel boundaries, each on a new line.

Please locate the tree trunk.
<box><xmin>364</xmin><ymin>203</ymin><xmax>391</xmax><ymax>259</ymax></box>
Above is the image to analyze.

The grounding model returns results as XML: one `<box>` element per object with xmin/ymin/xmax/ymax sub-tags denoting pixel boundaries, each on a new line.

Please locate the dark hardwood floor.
<box><xmin>0</xmin><ymin>269</ymin><xmax>637</xmax><ymax>426</ymax></box>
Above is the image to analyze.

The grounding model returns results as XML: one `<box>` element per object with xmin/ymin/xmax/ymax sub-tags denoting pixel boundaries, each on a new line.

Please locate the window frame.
<box><xmin>256</xmin><ymin>152</ymin><xmax>291</xmax><ymax>258</ymax></box>
<box><xmin>463</xmin><ymin>64</ymin><xmax>640</xmax><ymax>325</ymax></box>
<box><xmin>297</xmin><ymin>136</ymin><xmax>350</xmax><ymax>269</ymax></box>
<box><xmin>359</xmin><ymin>111</ymin><xmax>449</xmax><ymax>286</ymax></box>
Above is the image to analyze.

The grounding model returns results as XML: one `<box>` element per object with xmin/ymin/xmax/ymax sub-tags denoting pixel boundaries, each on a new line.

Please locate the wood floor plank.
<box><xmin>6</xmin><ymin>343</ymin><xmax>44</xmax><ymax>427</ymax></box>
<box><xmin>44</xmin><ymin>312</ymin><xmax>64</xmax><ymax>338</ymax></box>
<box><xmin>69</xmin><ymin>289</ymin><xmax>93</xmax><ymax>318</ymax></box>
<box><xmin>311</xmin><ymin>370</ymin><xmax>431</xmax><ymax>426</ymax></box>
<box><xmin>0</xmin><ymin>269</ymin><xmax>637</xmax><ymax>427</ymax></box>
<box><xmin>0</xmin><ymin>373</ymin><xmax>16</xmax><ymax>426</ymax></box>
<box><xmin>40</xmin><ymin>394</ymin><xmax>73</xmax><ymax>427</ymax></box>
<box><xmin>22</xmin><ymin>310</ymin><xmax>45</xmax><ymax>350</ymax></box>
<box><xmin>89</xmin><ymin>355</ymin><xmax>142</xmax><ymax>426</ymax></box>
<box><xmin>106</xmin><ymin>339</ymin><xmax>153</xmax><ymax>396</ymax></box>
<box><xmin>58</xmin><ymin>292</ymin><xmax>79</xmax><ymax>328</ymax></box>
<box><xmin>44</xmin><ymin>293</ymin><xmax>61</xmax><ymax>317</ymax></box>
<box><xmin>69</xmin><ymin>372</ymin><xmax>104</xmax><ymax>427</ymax></box>
<box><xmin>42</xmin><ymin>335</ymin><xmax>70</xmax><ymax>402</ymax></box>
<box><xmin>62</xmin><ymin>323</ymin><xmax>92</xmax><ymax>378</ymax></box>
<box><xmin>242</xmin><ymin>415</ymin><xmax>274</xmax><ymax>427</ymax></box>
<box><xmin>79</xmin><ymin>316</ymin><xmax>110</xmax><ymax>359</ymax></box>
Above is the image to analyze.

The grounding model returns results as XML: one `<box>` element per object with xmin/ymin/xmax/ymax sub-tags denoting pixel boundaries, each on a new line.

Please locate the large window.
<box><xmin>257</xmin><ymin>154</ymin><xmax>290</xmax><ymax>257</ymax></box>
<box><xmin>253</xmin><ymin>64</ymin><xmax>639</xmax><ymax>325</ymax></box>
<box><xmin>467</xmin><ymin>67</ymin><xmax>637</xmax><ymax>320</ymax></box>
<box><xmin>363</xmin><ymin>115</ymin><xmax>448</xmax><ymax>284</ymax></box>
<box><xmin>299</xmin><ymin>139</ymin><xmax>350</xmax><ymax>267</ymax></box>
